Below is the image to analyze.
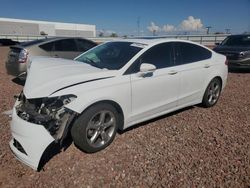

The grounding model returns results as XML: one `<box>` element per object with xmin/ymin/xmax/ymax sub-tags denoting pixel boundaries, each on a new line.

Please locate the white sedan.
<box><xmin>9</xmin><ymin>39</ymin><xmax>228</xmax><ymax>170</ymax></box>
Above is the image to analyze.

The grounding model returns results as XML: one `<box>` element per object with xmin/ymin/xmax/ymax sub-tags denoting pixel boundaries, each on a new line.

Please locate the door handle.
<box><xmin>204</xmin><ymin>64</ymin><xmax>211</xmax><ymax>68</ymax></box>
<box><xmin>168</xmin><ymin>70</ymin><xmax>178</xmax><ymax>75</ymax></box>
<box><xmin>53</xmin><ymin>54</ymin><xmax>58</xmax><ymax>58</ymax></box>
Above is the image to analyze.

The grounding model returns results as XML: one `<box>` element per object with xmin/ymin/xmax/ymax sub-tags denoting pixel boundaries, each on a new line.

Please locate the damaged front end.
<box><xmin>16</xmin><ymin>92</ymin><xmax>77</xmax><ymax>141</ymax></box>
<box><xmin>9</xmin><ymin>92</ymin><xmax>78</xmax><ymax>170</ymax></box>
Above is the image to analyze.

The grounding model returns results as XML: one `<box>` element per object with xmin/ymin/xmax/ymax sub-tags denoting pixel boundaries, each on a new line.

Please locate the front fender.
<box><xmin>50</xmin><ymin>76</ymin><xmax>131</xmax><ymax>125</ymax></box>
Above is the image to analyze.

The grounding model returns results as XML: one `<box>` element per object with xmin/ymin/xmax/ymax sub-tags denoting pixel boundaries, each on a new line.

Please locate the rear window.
<box><xmin>221</xmin><ymin>35</ymin><xmax>250</xmax><ymax>46</ymax></box>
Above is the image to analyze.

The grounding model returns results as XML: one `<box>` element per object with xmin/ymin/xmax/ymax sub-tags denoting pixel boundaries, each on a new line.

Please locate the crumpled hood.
<box><xmin>24</xmin><ymin>57</ymin><xmax>117</xmax><ymax>98</ymax></box>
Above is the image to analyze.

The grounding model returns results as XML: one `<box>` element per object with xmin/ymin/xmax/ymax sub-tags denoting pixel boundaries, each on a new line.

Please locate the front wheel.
<box><xmin>71</xmin><ymin>103</ymin><xmax>119</xmax><ymax>153</ymax></box>
<box><xmin>202</xmin><ymin>78</ymin><xmax>222</xmax><ymax>107</ymax></box>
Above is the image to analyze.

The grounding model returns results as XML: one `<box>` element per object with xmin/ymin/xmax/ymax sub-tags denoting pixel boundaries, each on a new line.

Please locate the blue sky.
<box><xmin>0</xmin><ymin>0</ymin><xmax>249</xmax><ymax>36</ymax></box>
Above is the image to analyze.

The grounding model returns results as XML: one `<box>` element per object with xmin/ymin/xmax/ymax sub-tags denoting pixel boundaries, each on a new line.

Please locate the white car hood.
<box><xmin>24</xmin><ymin>57</ymin><xmax>117</xmax><ymax>98</ymax></box>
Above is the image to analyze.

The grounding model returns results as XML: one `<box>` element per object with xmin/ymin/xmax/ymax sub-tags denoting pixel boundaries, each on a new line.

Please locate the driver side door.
<box><xmin>127</xmin><ymin>42</ymin><xmax>180</xmax><ymax>123</ymax></box>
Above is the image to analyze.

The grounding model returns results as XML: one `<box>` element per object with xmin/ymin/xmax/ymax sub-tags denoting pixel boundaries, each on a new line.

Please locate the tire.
<box><xmin>71</xmin><ymin>103</ymin><xmax>119</xmax><ymax>153</ymax></box>
<box><xmin>202</xmin><ymin>78</ymin><xmax>222</xmax><ymax>108</ymax></box>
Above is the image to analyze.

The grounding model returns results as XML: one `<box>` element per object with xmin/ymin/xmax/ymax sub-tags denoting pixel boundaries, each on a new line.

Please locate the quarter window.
<box><xmin>54</xmin><ymin>39</ymin><xmax>77</xmax><ymax>51</ymax></box>
<box><xmin>39</xmin><ymin>42</ymin><xmax>54</xmax><ymax>51</ymax></box>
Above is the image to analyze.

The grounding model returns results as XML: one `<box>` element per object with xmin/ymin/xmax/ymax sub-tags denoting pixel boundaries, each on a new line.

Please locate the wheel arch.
<box><xmin>78</xmin><ymin>100</ymin><xmax>125</xmax><ymax>131</ymax></box>
<box><xmin>204</xmin><ymin>74</ymin><xmax>223</xmax><ymax>92</ymax></box>
<box><xmin>201</xmin><ymin>75</ymin><xmax>223</xmax><ymax>108</ymax></box>
<box><xmin>213</xmin><ymin>76</ymin><xmax>223</xmax><ymax>86</ymax></box>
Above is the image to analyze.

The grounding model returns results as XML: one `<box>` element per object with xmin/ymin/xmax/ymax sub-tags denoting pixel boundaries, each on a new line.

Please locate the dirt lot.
<box><xmin>0</xmin><ymin>46</ymin><xmax>249</xmax><ymax>187</ymax></box>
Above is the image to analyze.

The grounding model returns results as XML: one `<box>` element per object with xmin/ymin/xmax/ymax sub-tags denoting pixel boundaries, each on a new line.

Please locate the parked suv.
<box><xmin>5</xmin><ymin>37</ymin><xmax>97</xmax><ymax>76</ymax></box>
<box><xmin>213</xmin><ymin>34</ymin><xmax>250</xmax><ymax>69</ymax></box>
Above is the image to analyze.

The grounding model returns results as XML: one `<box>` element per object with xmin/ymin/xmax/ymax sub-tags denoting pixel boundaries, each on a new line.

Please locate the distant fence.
<box><xmin>0</xmin><ymin>35</ymin><xmax>46</xmax><ymax>42</ymax></box>
<box><xmin>0</xmin><ymin>34</ymin><xmax>230</xmax><ymax>46</ymax></box>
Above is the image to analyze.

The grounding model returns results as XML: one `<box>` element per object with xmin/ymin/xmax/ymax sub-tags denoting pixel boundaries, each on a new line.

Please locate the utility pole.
<box><xmin>225</xmin><ymin>28</ymin><xmax>231</xmax><ymax>34</ymax></box>
<box><xmin>206</xmin><ymin>26</ymin><xmax>212</xmax><ymax>34</ymax></box>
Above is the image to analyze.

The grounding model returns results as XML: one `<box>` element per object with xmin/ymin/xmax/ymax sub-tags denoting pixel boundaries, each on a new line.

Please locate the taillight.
<box><xmin>18</xmin><ymin>49</ymin><xmax>28</xmax><ymax>63</ymax></box>
<box><xmin>225</xmin><ymin>59</ymin><xmax>228</xmax><ymax>66</ymax></box>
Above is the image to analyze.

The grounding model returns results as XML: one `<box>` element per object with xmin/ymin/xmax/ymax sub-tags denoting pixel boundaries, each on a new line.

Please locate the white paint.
<box><xmin>9</xmin><ymin>38</ymin><xmax>228</xmax><ymax>170</ymax></box>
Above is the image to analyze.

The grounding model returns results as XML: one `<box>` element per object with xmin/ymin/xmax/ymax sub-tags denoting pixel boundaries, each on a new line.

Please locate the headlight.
<box><xmin>16</xmin><ymin>94</ymin><xmax>77</xmax><ymax>137</ymax></box>
<box><xmin>42</xmin><ymin>94</ymin><xmax>77</xmax><ymax>108</ymax></box>
<box><xmin>16</xmin><ymin>94</ymin><xmax>77</xmax><ymax>124</ymax></box>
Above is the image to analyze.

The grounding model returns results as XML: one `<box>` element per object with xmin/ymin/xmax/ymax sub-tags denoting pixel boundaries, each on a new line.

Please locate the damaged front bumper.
<box><xmin>10</xmin><ymin>107</ymin><xmax>55</xmax><ymax>170</ymax></box>
<box><xmin>9</xmin><ymin>94</ymin><xmax>77</xmax><ymax>170</ymax></box>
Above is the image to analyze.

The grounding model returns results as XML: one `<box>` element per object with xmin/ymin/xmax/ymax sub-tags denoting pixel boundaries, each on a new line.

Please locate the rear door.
<box><xmin>173</xmin><ymin>42</ymin><xmax>212</xmax><ymax>107</ymax></box>
<box><xmin>51</xmin><ymin>39</ymin><xmax>79</xmax><ymax>59</ymax></box>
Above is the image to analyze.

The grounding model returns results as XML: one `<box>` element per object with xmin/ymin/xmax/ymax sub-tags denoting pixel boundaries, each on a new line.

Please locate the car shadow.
<box><xmin>118</xmin><ymin>106</ymin><xmax>194</xmax><ymax>134</ymax></box>
<box><xmin>37</xmin><ymin>135</ymin><xmax>73</xmax><ymax>171</ymax></box>
<box><xmin>38</xmin><ymin>105</ymin><xmax>195</xmax><ymax>171</ymax></box>
<box><xmin>229</xmin><ymin>68</ymin><xmax>250</xmax><ymax>73</ymax></box>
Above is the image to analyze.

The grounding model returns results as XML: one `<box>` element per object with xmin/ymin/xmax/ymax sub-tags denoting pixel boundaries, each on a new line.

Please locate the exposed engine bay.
<box><xmin>15</xmin><ymin>92</ymin><xmax>77</xmax><ymax>142</ymax></box>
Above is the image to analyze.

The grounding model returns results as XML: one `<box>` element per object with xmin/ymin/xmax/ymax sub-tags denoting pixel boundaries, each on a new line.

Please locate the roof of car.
<box><xmin>112</xmin><ymin>37</ymin><xmax>197</xmax><ymax>46</ymax></box>
<box><xmin>20</xmin><ymin>37</ymin><xmax>94</xmax><ymax>47</ymax></box>
<box><xmin>226</xmin><ymin>34</ymin><xmax>250</xmax><ymax>37</ymax></box>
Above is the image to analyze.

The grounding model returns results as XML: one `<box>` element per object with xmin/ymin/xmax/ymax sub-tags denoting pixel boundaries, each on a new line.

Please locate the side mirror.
<box><xmin>140</xmin><ymin>63</ymin><xmax>156</xmax><ymax>72</ymax></box>
<box><xmin>138</xmin><ymin>63</ymin><xmax>156</xmax><ymax>77</ymax></box>
<box><xmin>215</xmin><ymin>42</ymin><xmax>220</xmax><ymax>46</ymax></box>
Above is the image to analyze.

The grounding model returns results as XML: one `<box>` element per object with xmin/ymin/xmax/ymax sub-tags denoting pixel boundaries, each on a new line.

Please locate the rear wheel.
<box><xmin>71</xmin><ymin>103</ymin><xmax>119</xmax><ymax>153</ymax></box>
<box><xmin>202</xmin><ymin>78</ymin><xmax>222</xmax><ymax>107</ymax></box>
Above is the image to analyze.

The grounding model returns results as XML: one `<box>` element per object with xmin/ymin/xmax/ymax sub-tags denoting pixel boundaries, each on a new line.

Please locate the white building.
<box><xmin>0</xmin><ymin>17</ymin><xmax>96</xmax><ymax>37</ymax></box>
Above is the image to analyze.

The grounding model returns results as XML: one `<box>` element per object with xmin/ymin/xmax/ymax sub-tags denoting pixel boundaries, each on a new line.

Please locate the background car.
<box><xmin>9</xmin><ymin>39</ymin><xmax>228</xmax><ymax>170</ymax></box>
<box><xmin>213</xmin><ymin>34</ymin><xmax>250</xmax><ymax>69</ymax></box>
<box><xmin>0</xmin><ymin>38</ymin><xmax>20</xmax><ymax>46</ymax></box>
<box><xmin>5</xmin><ymin>37</ymin><xmax>97</xmax><ymax>76</ymax></box>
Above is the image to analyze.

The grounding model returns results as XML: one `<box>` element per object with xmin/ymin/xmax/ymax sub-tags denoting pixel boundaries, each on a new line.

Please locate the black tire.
<box><xmin>71</xmin><ymin>103</ymin><xmax>119</xmax><ymax>153</ymax></box>
<box><xmin>202</xmin><ymin>77</ymin><xmax>222</xmax><ymax>108</ymax></box>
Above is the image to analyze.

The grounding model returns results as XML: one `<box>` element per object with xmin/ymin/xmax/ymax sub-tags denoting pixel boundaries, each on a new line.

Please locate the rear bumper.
<box><xmin>228</xmin><ymin>58</ymin><xmax>250</xmax><ymax>69</ymax></box>
<box><xmin>5</xmin><ymin>60</ymin><xmax>27</xmax><ymax>76</ymax></box>
<box><xmin>9</xmin><ymin>107</ymin><xmax>54</xmax><ymax>170</ymax></box>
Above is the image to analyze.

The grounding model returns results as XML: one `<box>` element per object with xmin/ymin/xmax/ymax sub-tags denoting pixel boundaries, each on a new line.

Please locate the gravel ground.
<box><xmin>0</xmin><ymin>46</ymin><xmax>249</xmax><ymax>187</ymax></box>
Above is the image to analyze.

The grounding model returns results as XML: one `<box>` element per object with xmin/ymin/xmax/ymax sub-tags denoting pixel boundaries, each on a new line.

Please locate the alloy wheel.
<box><xmin>86</xmin><ymin>110</ymin><xmax>116</xmax><ymax>148</ymax></box>
<box><xmin>207</xmin><ymin>81</ymin><xmax>221</xmax><ymax>105</ymax></box>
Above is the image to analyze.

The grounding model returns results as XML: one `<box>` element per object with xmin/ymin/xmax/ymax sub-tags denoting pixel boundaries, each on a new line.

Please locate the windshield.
<box><xmin>75</xmin><ymin>42</ymin><xmax>143</xmax><ymax>70</ymax></box>
<box><xmin>221</xmin><ymin>35</ymin><xmax>250</xmax><ymax>46</ymax></box>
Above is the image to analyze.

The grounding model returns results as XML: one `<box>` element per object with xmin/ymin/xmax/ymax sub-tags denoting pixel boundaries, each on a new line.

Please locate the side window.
<box><xmin>175</xmin><ymin>42</ymin><xmax>212</xmax><ymax>65</ymax></box>
<box><xmin>39</xmin><ymin>42</ymin><xmax>54</xmax><ymax>51</ymax></box>
<box><xmin>141</xmin><ymin>43</ymin><xmax>173</xmax><ymax>69</ymax></box>
<box><xmin>54</xmin><ymin>39</ymin><xmax>77</xmax><ymax>51</ymax></box>
<box><xmin>125</xmin><ymin>43</ymin><xmax>173</xmax><ymax>74</ymax></box>
<box><xmin>76</xmin><ymin>39</ymin><xmax>96</xmax><ymax>52</ymax></box>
